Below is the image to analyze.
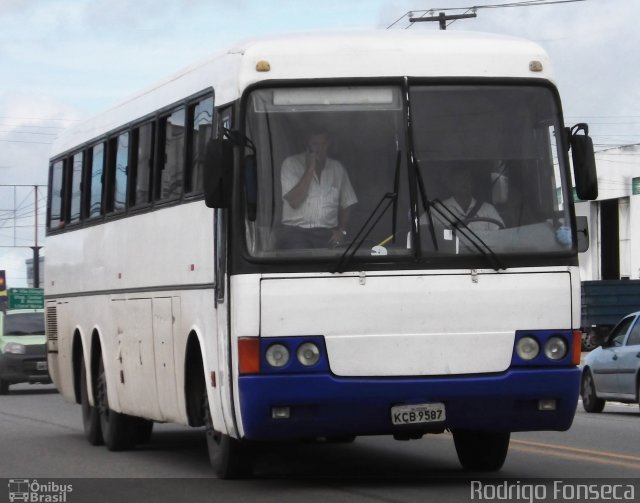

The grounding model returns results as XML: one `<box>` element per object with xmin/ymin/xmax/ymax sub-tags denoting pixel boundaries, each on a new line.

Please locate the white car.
<box><xmin>581</xmin><ymin>311</ymin><xmax>640</xmax><ymax>412</ymax></box>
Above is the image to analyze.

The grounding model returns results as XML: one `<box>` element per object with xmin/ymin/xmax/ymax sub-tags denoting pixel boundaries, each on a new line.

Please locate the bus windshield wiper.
<box><xmin>333</xmin><ymin>192</ymin><xmax>397</xmax><ymax>273</ymax></box>
<box><xmin>333</xmin><ymin>150</ymin><xmax>401</xmax><ymax>274</ymax></box>
<box><xmin>428</xmin><ymin>199</ymin><xmax>505</xmax><ymax>271</ymax></box>
<box><xmin>411</xmin><ymin>159</ymin><xmax>503</xmax><ymax>271</ymax></box>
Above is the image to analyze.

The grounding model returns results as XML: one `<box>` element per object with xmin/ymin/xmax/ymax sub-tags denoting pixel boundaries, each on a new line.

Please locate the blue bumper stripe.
<box><xmin>238</xmin><ymin>368</ymin><xmax>580</xmax><ymax>440</ymax></box>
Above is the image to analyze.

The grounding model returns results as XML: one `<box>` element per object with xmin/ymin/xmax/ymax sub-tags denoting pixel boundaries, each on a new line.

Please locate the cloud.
<box><xmin>0</xmin><ymin>92</ymin><xmax>80</xmax><ymax>183</ymax></box>
<box><xmin>0</xmin><ymin>248</ymin><xmax>35</xmax><ymax>288</ymax></box>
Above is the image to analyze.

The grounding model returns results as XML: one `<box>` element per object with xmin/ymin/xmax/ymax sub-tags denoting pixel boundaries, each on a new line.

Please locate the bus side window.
<box><xmin>105</xmin><ymin>132</ymin><xmax>129</xmax><ymax>214</ymax></box>
<box><xmin>87</xmin><ymin>143</ymin><xmax>105</xmax><ymax>219</ymax></box>
<box><xmin>130</xmin><ymin>122</ymin><xmax>155</xmax><ymax>208</ymax></box>
<box><xmin>69</xmin><ymin>152</ymin><xmax>83</xmax><ymax>224</ymax></box>
<box><xmin>48</xmin><ymin>159</ymin><xmax>65</xmax><ymax>230</ymax></box>
<box><xmin>186</xmin><ymin>96</ymin><xmax>214</xmax><ymax>194</ymax></box>
<box><xmin>157</xmin><ymin>107</ymin><xmax>186</xmax><ymax>202</ymax></box>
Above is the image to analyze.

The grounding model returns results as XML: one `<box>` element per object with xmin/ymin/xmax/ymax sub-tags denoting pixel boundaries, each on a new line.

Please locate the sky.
<box><xmin>1</xmin><ymin>0</ymin><xmax>639</xmax><ymax>286</ymax></box>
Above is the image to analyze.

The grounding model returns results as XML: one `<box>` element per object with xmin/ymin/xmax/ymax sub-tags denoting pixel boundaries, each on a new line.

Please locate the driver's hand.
<box><xmin>329</xmin><ymin>229</ymin><xmax>346</xmax><ymax>247</ymax></box>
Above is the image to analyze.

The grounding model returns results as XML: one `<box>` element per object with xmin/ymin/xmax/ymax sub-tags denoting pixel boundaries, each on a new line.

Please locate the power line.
<box><xmin>388</xmin><ymin>0</ymin><xmax>587</xmax><ymax>29</ymax></box>
<box><xmin>0</xmin><ymin>130</ymin><xmax>58</xmax><ymax>136</ymax></box>
<box><xmin>0</xmin><ymin>138</ymin><xmax>53</xmax><ymax>145</ymax></box>
<box><xmin>0</xmin><ymin>115</ymin><xmax>78</xmax><ymax>122</ymax></box>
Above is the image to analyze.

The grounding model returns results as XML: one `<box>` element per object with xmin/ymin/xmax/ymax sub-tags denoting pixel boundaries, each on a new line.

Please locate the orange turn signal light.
<box><xmin>238</xmin><ymin>337</ymin><xmax>260</xmax><ymax>375</ymax></box>
<box><xmin>572</xmin><ymin>331</ymin><xmax>582</xmax><ymax>366</ymax></box>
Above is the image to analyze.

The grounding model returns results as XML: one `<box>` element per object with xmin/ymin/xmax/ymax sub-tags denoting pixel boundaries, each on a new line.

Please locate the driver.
<box><xmin>421</xmin><ymin>168</ymin><xmax>504</xmax><ymax>231</ymax></box>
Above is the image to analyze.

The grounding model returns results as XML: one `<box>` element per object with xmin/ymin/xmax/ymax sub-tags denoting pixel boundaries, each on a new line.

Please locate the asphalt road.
<box><xmin>1</xmin><ymin>383</ymin><xmax>639</xmax><ymax>503</ymax></box>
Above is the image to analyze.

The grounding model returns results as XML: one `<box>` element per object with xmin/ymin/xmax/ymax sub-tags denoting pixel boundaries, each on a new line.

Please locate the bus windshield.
<box><xmin>244</xmin><ymin>84</ymin><xmax>572</xmax><ymax>264</ymax></box>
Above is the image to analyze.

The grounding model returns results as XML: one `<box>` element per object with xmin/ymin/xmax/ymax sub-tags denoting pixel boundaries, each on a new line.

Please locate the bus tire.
<box><xmin>96</xmin><ymin>358</ymin><xmax>135</xmax><ymax>451</ymax></box>
<box><xmin>581</xmin><ymin>369</ymin><xmax>605</xmax><ymax>413</ymax></box>
<box><xmin>80</xmin><ymin>357</ymin><xmax>103</xmax><ymax>445</ymax></box>
<box><xmin>203</xmin><ymin>390</ymin><xmax>253</xmax><ymax>479</ymax></box>
<box><xmin>0</xmin><ymin>378</ymin><xmax>9</xmax><ymax>395</ymax></box>
<box><xmin>134</xmin><ymin>418</ymin><xmax>154</xmax><ymax>445</ymax></box>
<box><xmin>453</xmin><ymin>430</ymin><xmax>510</xmax><ymax>471</ymax></box>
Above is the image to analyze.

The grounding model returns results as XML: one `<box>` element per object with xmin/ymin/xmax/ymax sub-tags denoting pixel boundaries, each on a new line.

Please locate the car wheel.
<box><xmin>581</xmin><ymin>331</ymin><xmax>598</xmax><ymax>352</ymax></box>
<box><xmin>203</xmin><ymin>389</ymin><xmax>254</xmax><ymax>479</ymax></box>
<box><xmin>96</xmin><ymin>358</ymin><xmax>135</xmax><ymax>451</ymax></box>
<box><xmin>0</xmin><ymin>378</ymin><xmax>9</xmax><ymax>395</ymax></box>
<box><xmin>452</xmin><ymin>430</ymin><xmax>510</xmax><ymax>471</ymax></box>
<box><xmin>581</xmin><ymin>369</ymin><xmax>605</xmax><ymax>413</ymax></box>
<box><xmin>80</xmin><ymin>358</ymin><xmax>103</xmax><ymax>445</ymax></box>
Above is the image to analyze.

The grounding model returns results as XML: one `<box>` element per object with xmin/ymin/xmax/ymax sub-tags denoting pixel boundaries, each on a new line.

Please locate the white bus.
<box><xmin>45</xmin><ymin>30</ymin><xmax>597</xmax><ymax>478</ymax></box>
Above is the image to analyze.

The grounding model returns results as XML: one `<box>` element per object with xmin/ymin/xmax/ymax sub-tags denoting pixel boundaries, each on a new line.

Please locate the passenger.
<box><xmin>279</xmin><ymin>130</ymin><xmax>358</xmax><ymax>249</ymax></box>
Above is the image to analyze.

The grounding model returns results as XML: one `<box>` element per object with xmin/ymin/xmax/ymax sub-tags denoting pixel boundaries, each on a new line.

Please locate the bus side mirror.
<box><xmin>576</xmin><ymin>216</ymin><xmax>589</xmax><ymax>253</ymax></box>
<box><xmin>203</xmin><ymin>139</ymin><xmax>233</xmax><ymax>208</ymax></box>
<box><xmin>569</xmin><ymin>124</ymin><xmax>598</xmax><ymax>201</ymax></box>
<box><xmin>244</xmin><ymin>155</ymin><xmax>257</xmax><ymax>221</ymax></box>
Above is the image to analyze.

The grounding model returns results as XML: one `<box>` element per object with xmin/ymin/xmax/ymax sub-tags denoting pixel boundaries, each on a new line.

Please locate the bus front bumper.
<box><xmin>238</xmin><ymin>367</ymin><xmax>580</xmax><ymax>441</ymax></box>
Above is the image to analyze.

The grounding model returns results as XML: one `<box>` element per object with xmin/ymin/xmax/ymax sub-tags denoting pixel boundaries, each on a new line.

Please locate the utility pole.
<box><xmin>0</xmin><ymin>184</ymin><xmax>46</xmax><ymax>288</ymax></box>
<box><xmin>409</xmin><ymin>11</ymin><xmax>477</xmax><ymax>30</ymax></box>
<box><xmin>31</xmin><ymin>185</ymin><xmax>42</xmax><ymax>288</ymax></box>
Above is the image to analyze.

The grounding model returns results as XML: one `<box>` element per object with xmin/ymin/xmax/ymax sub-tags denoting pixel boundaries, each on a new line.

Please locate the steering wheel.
<box><xmin>463</xmin><ymin>216</ymin><xmax>505</xmax><ymax>229</ymax></box>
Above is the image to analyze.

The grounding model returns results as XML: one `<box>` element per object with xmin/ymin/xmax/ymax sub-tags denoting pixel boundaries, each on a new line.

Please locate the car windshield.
<box><xmin>3</xmin><ymin>312</ymin><xmax>45</xmax><ymax>336</ymax></box>
<box><xmin>243</xmin><ymin>84</ymin><xmax>572</xmax><ymax>266</ymax></box>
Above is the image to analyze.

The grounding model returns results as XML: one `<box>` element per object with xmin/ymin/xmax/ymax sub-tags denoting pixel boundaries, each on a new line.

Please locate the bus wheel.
<box><xmin>581</xmin><ymin>369</ymin><xmax>605</xmax><ymax>413</ymax></box>
<box><xmin>96</xmin><ymin>358</ymin><xmax>135</xmax><ymax>451</ymax></box>
<box><xmin>80</xmin><ymin>358</ymin><xmax>103</xmax><ymax>445</ymax></box>
<box><xmin>134</xmin><ymin>418</ymin><xmax>154</xmax><ymax>445</ymax></box>
<box><xmin>203</xmin><ymin>390</ymin><xmax>254</xmax><ymax>479</ymax></box>
<box><xmin>452</xmin><ymin>430</ymin><xmax>510</xmax><ymax>471</ymax></box>
<box><xmin>0</xmin><ymin>378</ymin><xmax>9</xmax><ymax>395</ymax></box>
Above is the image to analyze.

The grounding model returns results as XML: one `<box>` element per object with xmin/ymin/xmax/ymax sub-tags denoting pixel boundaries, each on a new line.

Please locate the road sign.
<box><xmin>8</xmin><ymin>288</ymin><xmax>44</xmax><ymax>309</ymax></box>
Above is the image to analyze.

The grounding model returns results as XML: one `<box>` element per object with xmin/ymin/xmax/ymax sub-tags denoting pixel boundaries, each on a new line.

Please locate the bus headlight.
<box><xmin>265</xmin><ymin>344</ymin><xmax>290</xmax><ymax>368</ymax></box>
<box><xmin>297</xmin><ymin>342</ymin><xmax>320</xmax><ymax>367</ymax></box>
<box><xmin>544</xmin><ymin>336</ymin><xmax>567</xmax><ymax>360</ymax></box>
<box><xmin>516</xmin><ymin>336</ymin><xmax>539</xmax><ymax>360</ymax></box>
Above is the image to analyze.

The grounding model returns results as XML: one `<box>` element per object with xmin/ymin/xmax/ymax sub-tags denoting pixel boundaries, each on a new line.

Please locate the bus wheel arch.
<box><xmin>184</xmin><ymin>331</ymin><xmax>205</xmax><ymax>427</ymax></box>
<box><xmin>71</xmin><ymin>330</ymin><xmax>83</xmax><ymax>404</ymax></box>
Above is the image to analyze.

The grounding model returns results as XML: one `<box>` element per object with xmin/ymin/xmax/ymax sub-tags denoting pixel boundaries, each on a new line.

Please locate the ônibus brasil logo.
<box><xmin>8</xmin><ymin>479</ymin><xmax>73</xmax><ymax>503</ymax></box>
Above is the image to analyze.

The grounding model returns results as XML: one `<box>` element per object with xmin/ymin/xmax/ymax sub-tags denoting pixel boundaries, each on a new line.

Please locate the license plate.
<box><xmin>391</xmin><ymin>403</ymin><xmax>446</xmax><ymax>425</ymax></box>
<box><xmin>37</xmin><ymin>361</ymin><xmax>48</xmax><ymax>371</ymax></box>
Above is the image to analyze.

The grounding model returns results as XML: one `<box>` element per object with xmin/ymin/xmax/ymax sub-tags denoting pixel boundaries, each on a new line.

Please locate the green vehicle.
<box><xmin>0</xmin><ymin>309</ymin><xmax>51</xmax><ymax>394</ymax></box>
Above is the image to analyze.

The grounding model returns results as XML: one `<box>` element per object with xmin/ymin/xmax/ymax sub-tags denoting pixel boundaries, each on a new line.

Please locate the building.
<box><xmin>576</xmin><ymin>144</ymin><xmax>640</xmax><ymax>281</ymax></box>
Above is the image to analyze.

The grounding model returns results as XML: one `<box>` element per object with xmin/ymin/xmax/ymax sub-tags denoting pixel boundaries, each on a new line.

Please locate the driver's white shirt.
<box><xmin>281</xmin><ymin>154</ymin><xmax>357</xmax><ymax>229</ymax></box>
<box><xmin>421</xmin><ymin>197</ymin><xmax>504</xmax><ymax>231</ymax></box>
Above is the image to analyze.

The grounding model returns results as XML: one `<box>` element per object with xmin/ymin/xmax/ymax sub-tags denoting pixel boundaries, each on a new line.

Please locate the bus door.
<box><xmin>152</xmin><ymin>296</ymin><xmax>180</xmax><ymax>420</ymax></box>
<box><xmin>213</xmin><ymin>105</ymin><xmax>238</xmax><ymax>437</ymax></box>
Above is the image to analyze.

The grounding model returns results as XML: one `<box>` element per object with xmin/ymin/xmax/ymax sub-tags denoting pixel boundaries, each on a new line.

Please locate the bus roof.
<box><xmin>51</xmin><ymin>30</ymin><xmax>553</xmax><ymax>156</ymax></box>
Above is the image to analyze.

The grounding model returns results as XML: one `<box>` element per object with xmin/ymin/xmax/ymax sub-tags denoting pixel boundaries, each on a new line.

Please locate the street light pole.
<box><xmin>31</xmin><ymin>185</ymin><xmax>42</xmax><ymax>288</ymax></box>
